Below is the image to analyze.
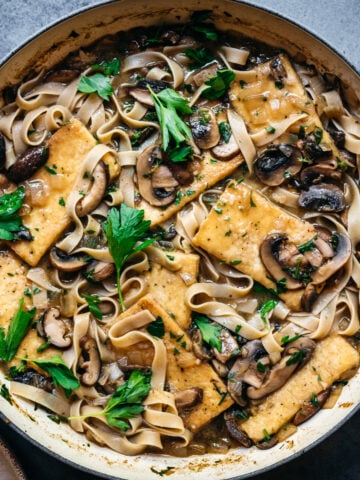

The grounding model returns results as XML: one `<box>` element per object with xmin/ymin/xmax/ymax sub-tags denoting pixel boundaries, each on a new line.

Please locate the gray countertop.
<box><xmin>0</xmin><ymin>1</ymin><xmax>360</xmax><ymax>480</ymax></box>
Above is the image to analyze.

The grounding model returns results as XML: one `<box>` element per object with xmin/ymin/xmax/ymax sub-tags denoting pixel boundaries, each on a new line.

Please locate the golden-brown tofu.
<box><xmin>230</xmin><ymin>53</ymin><xmax>343</xmax><ymax>158</ymax></box>
<box><xmin>138</xmin><ymin>150</ymin><xmax>243</xmax><ymax>226</ymax></box>
<box><xmin>193</xmin><ymin>181</ymin><xmax>315</xmax><ymax>310</ymax></box>
<box><xmin>241</xmin><ymin>335</ymin><xmax>359</xmax><ymax>442</ymax></box>
<box><xmin>144</xmin><ymin>251</ymin><xmax>199</xmax><ymax>329</ymax></box>
<box><xmin>9</xmin><ymin>119</ymin><xmax>119</xmax><ymax>267</ymax></box>
<box><xmin>110</xmin><ymin>295</ymin><xmax>233</xmax><ymax>432</ymax></box>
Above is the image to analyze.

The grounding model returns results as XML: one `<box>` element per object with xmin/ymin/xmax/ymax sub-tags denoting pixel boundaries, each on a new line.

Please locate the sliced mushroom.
<box><xmin>42</xmin><ymin>307</ymin><xmax>72</xmax><ymax>348</ymax></box>
<box><xmin>310</xmin><ymin>232</ymin><xmax>351</xmax><ymax>285</ymax></box>
<box><xmin>227</xmin><ymin>340</ymin><xmax>268</xmax><ymax>406</ymax></box>
<box><xmin>224</xmin><ymin>409</ymin><xmax>252</xmax><ymax>447</ymax></box>
<box><xmin>11</xmin><ymin>369</ymin><xmax>53</xmax><ymax>392</ymax></box>
<box><xmin>255</xmin><ymin>434</ymin><xmax>278</xmax><ymax>450</ymax></box>
<box><xmin>300</xmin><ymin>161</ymin><xmax>342</xmax><ymax>186</ymax></box>
<box><xmin>211</xmin><ymin>359</ymin><xmax>229</xmax><ymax>377</ymax></box>
<box><xmin>86</xmin><ymin>261</ymin><xmax>115</xmax><ymax>282</ymax></box>
<box><xmin>211</xmin><ymin>133</ymin><xmax>240</xmax><ymax>161</ymax></box>
<box><xmin>78</xmin><ymin>336</ymin><xmax>101</xmax><ymax>386</ymax></box>
<box><xmin>7</xmin><ymin>145</ymin><xmax>49</xmax><ymax>182</ymax></box>
<box><xmin>49</xmin><ymin>247</ymin><xmax>88</xmax><ymax>272</ymax></box>
<box><xmin>191</xmin><ymin>328</ymin><xmax>212</xmax><ymax>361</ymax></box>
<box><xmin>190</xmin><ymin>108</ymin><xmax>220</xmax><ymax>150</ymax></box>
<box><xmin>301</xmin><ymin>282</ymin><xmax>321</xmax><ymax>312</ymax></box>
<box><xmin>300</xmin><ymin>134</ymin><xmax>333</xmax><ymax>160</ymax></box>
<box><xmin>174</xmin><ymin>387</ymin><xmax>203</xmax><ymax>409</ymax></box>
<box><xmin>136</xmin><ymin>145</ymin><xmax>179</xmax><ymax>206</ymax></box>
<box><xmin>260</xmin><ymin>234</ymin><xmax>303</xmax><ymax>289</ymax></box>
<box><xmin>269</xmin><ymin>57</ymin><xmax>287</xmax><ymax>82</ymax></box>
<box><xmin>254</xmin><ymin>144</ymin><xmax>303</xmax><ymax>186</ymax></box>
<box><xmin>76</xmin><ymin>161</ymin><xmax>108</xmax><ymax>217</ymax></box>
<box><xmin>213</xmin><ymin>329</ymin><xmax>239</xmax><ymax>364</ymax></box>
<box><xmin>293</xmin><ymin>389</ymin><xmax>331</xmax><ymax>426</ymax></box>
<box><xmin>247</xmin><ymin>337</ymin><xmax>316</xmax><ymax>400</ymax></box>
<box><xmin>190</xmin><ymin>61</ymin><xmax>219</xmax><ymax>87</ymax></box>
<box><xmin>129</xmin><ymin>79</ymin><xmax>170</xmax><ymax>106</ymax></box>
<box><xmin>45</xmin><ymin>69</ymin><xmax>80</xmax><ymax>83</ymax></box>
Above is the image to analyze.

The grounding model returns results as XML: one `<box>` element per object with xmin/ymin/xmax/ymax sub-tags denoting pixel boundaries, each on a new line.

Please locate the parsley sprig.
<box><xmin>0</xmin><ymin>298</ymin><xmax>35</xmax><ymax>361</ymax></box>
<box><xmin>105</xmin><ymin>205</ymin><xmax>154</xmax><ymax>312</ymax></box>
<box><xmin>0</xmin><ymin>186</ymin><xmax>30</xmax><ymax>241</ymax></box>
<box><xmin>148</xmin><ymin>87</ymin><xmax>193</xmax><ymax>162</ymax></box>
<box><xmin>202</xmin><ymin>69</ymin><xmax>235</xmax><ymax>100</ymax></box>
<box><xmin>17</xmin><ymin>355</ymin><xmax>80</xmax><ymax>398</ymax></box>
<box><xmin>82</xmin><ymin>294</ymin><xmax>103</xmax><ymax>320</ymax></box>
<box><xmin>69</xmin><ymin>370</ymin><xmax>151</xmax><ymax>430</ymax></box>
<box><xmin>78</xmin><ymin>58</ymin><xmax>120</xmax><ymax>100</ymax></box>
<box><xmin>193</xmin><ymin>315</ymin><xmax>222</xmax><ymax>352</ymax></box>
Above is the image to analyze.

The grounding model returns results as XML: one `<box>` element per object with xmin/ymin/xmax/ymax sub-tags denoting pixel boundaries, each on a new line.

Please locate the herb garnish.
<box><xmin>0</xmin><ymin>186</ymin><xmax>30</xmax><ymax>241</ymax></box>
<box><xmin>146</xmin><ymin>316</ymin><xmax>165</xmax><ymax>338</ymax></box>
<box><xmin>18</xmin><ymin>355</ymin><xmax>80</xmax><ymax>398</ymax></box>
<box><xmin>286</xmin><ymin>349</ymin><xmax>306</xmax><ymax>366</ymax></box>
<box><xmin>219</xmin><ymin>121</ymin><xmax>232</xmax><ymax>143</ymax></box>
<box><xmin>188</xmin><ymin>11</ymin><xmax>218</xmax><ymax>41</ymax></box>
<box><xmin>148</xmin><ymin>87</ymin><xmax>193</xmax><ymax>161</ymax></box>
<box><xmin>83</xmin><ymin>294</ymin><xmax>103</xmax><ymax>320</ymax></box>
<box><xmin>297</xmin><ymin>235</ymin><xmax>318</xmax><ymax>254</ymax></box>
<box><xmin>281</xmin><ymin>334</ymin><xmax>302</xmax><ymax>345</ymax></box>
<box><xmin>0</xmin><ymin>298</ymin><xmax>36</xmax><ymax>361</ymax></box>
<box><xmin>314</xmin><ymin>126</ymin><xmax>323</xmax><ymax>145</ymax></box>
<box><xmin>311</xmin><ymin>392</ymin><xmax>319</xmax><ymax>408</ymax></box>
<box><xmin>193</xmin><ymin>315</ymin><xmax>222</xmax><ymax>352</ymax></box>
<box><xmin>69</xmin><ymin>370</ymin><xmax>151</xmax><ymax>430</ymax></box>
<box><xmin>202</xmin><ymin>69</ymin><xmax>236</xmax><ymax>100</ymax></box>
<box><xmin>259</xmin><ymin>299</ymin><xmax>278</xmax><ymax>327</ymax></box>
<box><xmin>78</xmin><ymin>58</ymin><xmax>120</xmax><ymax>101</ymax></box>
<box><xmin>184</xmin><ymin>47</ymin><xmax>215</xmax><ymax>69</ymax></box>
<box><xmin>105</xmin><ymin>204</ymin><xmax>154</xmax><ymax>311</ymax></box>
<box><xmin>150</xmin><ymin>466</ymin><xmax>176</xmax><ymax>477</ymax></box>
<box><xmin>0</xmin><ymin>384</ymin><xmax>12</xmax><ymax>404</ymax></box>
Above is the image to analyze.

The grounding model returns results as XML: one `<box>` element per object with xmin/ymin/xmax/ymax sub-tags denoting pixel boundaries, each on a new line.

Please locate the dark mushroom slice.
<box><xmin>174</xmin><ymin>388</ymin><xmax>203</xmax><ymax>409</ymax></box>
<box><xmin>42</xmin><ymin>307</ymin><xmax>72</xmax><ymax>349</ymax></box>
<box><xmin>190</xmin><ymin>107</ymin><xmax>220</xmax><ymax>150</ymax></box>
<box><xmin>299</xmin><ymin>134</ymin><xmax>333</xmax><ymax>160</ymax></box>
<box><xmin>189</xmin><ymin>61</ymin><xmax>219</xmax><ymax>87</ymax></box>
<box><xmin>136</xmin><ymin>144</ymin><xmax>179</xmax><ymax>206</ymax></box>
<box><xmin>269</xmin><ymin>57</ymin><xmax>287</xmax><ymax>82</ymax></box>
<box><xmin>310</xmin><ymin>232</ymin><xmax>351</xmax><ymax>285</ymax></box>
<box><xmin>211</xmin><ymin>133</ymin><xmax>240</xmax><ymax>161</ymax></box>
<box><xmin>85</xmin><ymin>260</ymin><xmax>115</xmax><ymax>282</ymax></box>
<box><xmin>227</xmin><ymin>340</ymin><xmax>269</xmax><ymax>406</ymax></box>
<box><xmin>49</xmin><ymin>247</ymin><xmax>88</xmax><ymax>272</ymax></box>
<box><xmin>129</xmin><ymin>79</ymin><xmax>170</xmax><ymax>106</ymax></box>
<box><xmin>300</xmin><ymin>161</ymin><xmax>342</xmax><ymax>186</ymax></box>
<box><xmin>211</xmin><ymin>359</ymin><xmax>229</xmax><ymax>377</ymax></box>
<box><xmin>0</xmin><ymin>132</ymin><xmax>6</xmax><ymax>170</ymax></box>
<box><xmin>213</xmin><ymin>329</ymin><xmax>239</xmax><ymax>364</ymax></box>
<box><xmin>6</xmin><ymin>145</ymin><xmax>49</xmax><ymax>182</ymax></box>
<box><xmin>224</xmin><ymin>409</ymin><xmax>252</xmax><ymax>447</ymax></box>
<box><xmin>78</xmin><ymin>336</ymin><xmax>101</xmax><ymax>386</ymax></box>
<box><xmin>293</xmin><ymin>388</ymin><xmax>331</xmax><ymax>426</ymax></box>
<box><xmin>255</xmin><ymin>434</ymin><xmax>278</xmax><ymax>450</ymax></box>
<box><xmin>254</xmin><ymin>144</ymin><xmax>303</xmax><ymax>186</ymax></box>
<box><xmin>301</xmin><ymin>282</ymin><xmax>321</xmax><ymax>312</ymax></box>
<box><xmin>191</xmin><ymin>328</ymin><xmax>212</xmax><ymax>361</ymax></box>
<box><xmin>247</xmin><ymin>337</ymin><xmax>316</xmax><ymax>400</ymax></box>
<box><xmin>260</xmin><ymin>234</ymin><xmax>303</xmax><ymax>289</ymax></box>
<box><xmin>76</xmin><ymin>161</ymin><xmax>108</xmax><ymax>217</ymax></box>
<box><xmin>11</xmin><ymin>369</ymin><xmax>53</xmax><ymax>392</ymax></box>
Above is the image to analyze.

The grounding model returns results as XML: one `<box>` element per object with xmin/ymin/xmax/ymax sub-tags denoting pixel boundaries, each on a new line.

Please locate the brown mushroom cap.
<box><xmin>254</xmin><ymin>144</ymin><xmax>303</xmax><ymax>186</ymax></box>
<box><xmin>298</xmin><ymin>183</ymin><xmax>345</xmax><ymax>212</ymax></box>
<box><xmin>136</xmin><ymin>144</ymin><xmax>179</xmax><ymax>206</ymax></box>
<box><xmin>42</xmin><ymin>307</ymin><xmax>72</xmax><ymax>349</ymax></box>
<box><xmin>76</xmin><ymin>161</ymin><xmax>108</xmax><ymax>217</ymax></box>
<box><xmin>293</xmin><ymin>388</ymin><xmax>331</xmax><ymax>426</ymax></box>
<box><xmin>224</xmin><ymin>409</ymin><xmax>252</xmax><ymax>448</ymax></box>
<box><xmin>86</xmin><ymin>261</ymin><xmax>115</xmax><ymax>282</ymax></box>
<box><xmin>6</xmin><ymin>145</ymin><xmax>49</xmax><ymax>183</ymax></box>
<box><xmin>174</xmin><ymin>388</ymin><xmax>203</xmax><ymax>409</ymax></box>
<box><xmin>310</xmin><ymin>232</ymin><xmax>351</xmax><ymax>285</ymax></box>
<box><xmin>190</xmin><ymin>107</ymin><xmax>220</xmax><ymax>150</ymax></box>
<box><xmin>211</xmin><ymin>133</ymin><xmax>240</xmax><ymax>161</ymax></box>
<box><xmin>49</xmin><ymin>247</ymin><xmax>88</xmax><ymax>272</ymax></box>
<box><xmin>78</xmin><ymin>336</ymin><xmax>101</xmax><ymax>386</ymax></box>
<box><xmin>260</xmin><ymin>233</ymin><xmax>303</xmax><ymax>289</ymax></box>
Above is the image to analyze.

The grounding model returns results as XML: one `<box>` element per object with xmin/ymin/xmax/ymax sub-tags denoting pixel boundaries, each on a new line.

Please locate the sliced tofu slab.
<box><xmin>9</xmin><ymin>119</ymin><xmax>119</xmax><ymax>267</ymax></box>
<box><xmin>241</xmin><ymin>335</ymin><xmax>359</xmax><ymax>442</ymax></box>
<box><xmin>230</xmin><ymin>53</ymin><xmax>343</xmax><ymax>157</ymax></box>
<box><xmin>111</xmin><ymin>295</ymin><xmax>233</xmax><ymax>432</ymax></box>
<box><xmin>193</xmin><ymin>181</ymin><xmax>316</xmax><ymax>310</ymax></box>
<box><xmin>138</xmin><ymin>150</ymin><xmax>243</xmax><ymax>226</ymax></box>
<box><xmin>10</xmin><ymin>119</ymin><xmax>96</xmax><ymax>266</ymax></box>
<box><xmin>144</xmin><ymin>251</ymin><xmax>199</xmax><ymax>330</ymax></box>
